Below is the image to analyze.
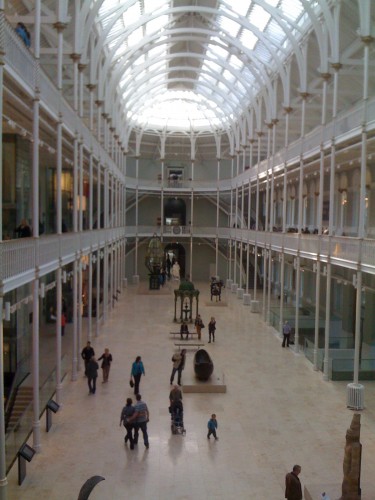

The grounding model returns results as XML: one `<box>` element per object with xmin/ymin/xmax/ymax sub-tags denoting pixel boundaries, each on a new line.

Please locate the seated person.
<box><xmin>180</xmin><ymin>321</ymin><xmax>189</xmax><ymax>340</ymax></box>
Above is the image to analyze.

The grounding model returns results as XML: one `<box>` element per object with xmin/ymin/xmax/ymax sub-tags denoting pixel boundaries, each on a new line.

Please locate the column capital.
<box><xmin>70</xmin><ymin>53</ymin><xmax>81</xmax><ymax>63</ymax></box>
<box><xmin>86</xmin><ymin>83</ymin><xmax>96</xmax><ymax>92</ymax></box>
<box><xmin>331</xmin><ymin>62</ymin><xmax>342</xmax><ymax>71</ymax></box>
<box><xmin>320</xmin><ymin>72</ymin><xmax>331</xmax><ymax>81</ymax></box>
<box><xmin>53</xmin><ymin>22</ymin><xmax>67</xmax><ymax>33</ymax></box>
<box><xmin>361</xmin><ymin>35</ymin><xmax>374</xmax><ymax>45</ymax></box>
<box><xmin>283</xmin><ymin>106</ymin><xmax>293</xmax><ymax>114</ymax></box>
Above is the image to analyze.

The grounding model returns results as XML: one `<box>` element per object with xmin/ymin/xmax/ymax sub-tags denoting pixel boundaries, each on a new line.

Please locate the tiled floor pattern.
<box><xmin>6</xmin><ymin>282</ymin><xmax>375</xmax><ymax>500</ymax></box>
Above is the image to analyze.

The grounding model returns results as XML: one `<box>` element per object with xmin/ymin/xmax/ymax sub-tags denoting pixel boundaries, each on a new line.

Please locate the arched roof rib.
<box><xmin>84</xmin><ymin>1</ymin><xmax>324</xmax><ymax>135</ymax></box>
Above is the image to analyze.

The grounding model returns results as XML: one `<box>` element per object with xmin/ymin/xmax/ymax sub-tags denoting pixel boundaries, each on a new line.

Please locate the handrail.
<box><xmin>5</xmin><ymin>355</ymin><xmax>68</xmax><ymax>473</ymax></box>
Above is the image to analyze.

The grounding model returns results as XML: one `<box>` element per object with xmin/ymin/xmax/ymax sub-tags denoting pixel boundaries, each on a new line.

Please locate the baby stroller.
<box><xmin>170</xmin><ymin>400</ymin><xmax>186</xmax><ymax>435</ymax></box>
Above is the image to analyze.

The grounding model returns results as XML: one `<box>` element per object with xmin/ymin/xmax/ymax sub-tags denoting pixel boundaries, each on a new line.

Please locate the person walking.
<box><xmin>207</xmin><ymin>414</ymin><xmax>218</xmax><ymax>440</ymax></box>
<box><xmin>61</xmin><ymin>312</ymin><xmax>66</xmax><ymax>336</ymax></box>
<box><xmin>180</xmin><ymin>321</ymin><xmax>189</xmax><ymax>340</ymax></box>
<box><xmin>86</xmin><ymin>356</ymin><xmax>99</xmax><ymax>395</ymax></box>
<box><xmin>170</xmin><ymin>349</ymin><xmax>186</xmax><ymax>386</ymax></box>
<box><xmin>130</xmin><ymin>356</ymin><xmax>145</xmax><ymax>395</ymax></box>
<box><xmin>208</xmin><ymin>317</ymin><xmax>216</xmax><ymax>343</ymax></box>
<box><xmin>129</xmin><ymin>394</ymin><xmax>150</xmax><ymax>449</ymax></box>
<box><xmin>194</xmin><ymin>314</ymin><xmax>204</xmax><ymax>340</ymax></box>
<box><xmin>81</xmin><ymin>341</ymin><xmax>95</xmax><ymax>374</ymax></box>
<box><xmin>169</xmin><ymin>384</ymin><xmax>183</xmax><ymax>409</ymax></box>
<box><xmin>285</xmin><ymin>465</ymin><xmax>302</xmax><ymax>500</ymax></box>
<box><xmin>120</xmin><ymin>397</ymin><xmax>135</xmax><ymax>450</ymax></box>
<box><xmin>98</xmin><ymin>348</ymin><xmax>113</xmax><ymax>383</ymax></box>
<box><xmin>282</xmin><ymin>321</ymin><xmax>292</xmax><ymax>347</ymax></box>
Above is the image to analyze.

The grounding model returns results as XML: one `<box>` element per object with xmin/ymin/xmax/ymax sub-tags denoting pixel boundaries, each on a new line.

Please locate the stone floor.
<box><xmin>6</xmin><ymin>281</ymin><xmax>375</xmax><ymax>500</ymax></box>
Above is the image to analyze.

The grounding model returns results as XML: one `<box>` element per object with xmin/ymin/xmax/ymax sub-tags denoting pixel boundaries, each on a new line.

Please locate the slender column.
<box><xmin>0</xmin><ymin>7</ymin><xmax>3</xmax><ymax>240</ymax></box>
<box><xmin>79</xmin><ymin>141</ymin><xmax>84</xmax><ymax>231</ymax></box>
<box><xmin>313</xmin><ymin>260</ymin><xmax>321</xmax><ymax>370</ymax></box>
<box><xmin>0</xmin><ymin>294</ymin><xmax>7</xmax><ymax>498</ymax></box>
<box><xmin>72</xmin><ymin>260</ymin><xmax>78</xmax><ymax>379</ymax></box>
<box><xmin>279</xmin><ymin>254</ymin><xmax>285</xmax><ymax>338</ymax></box>
<box><xmin>262</xmin><ymin>250</ymin><xmax>267</xmax><ymax>319</ymax></box>
<box><xmin>266</xmin><ymin>249</ymin><xmax>272</xmax><ymax>324</ymax></box>
<box><xmin>88</xmin><ymin>253</ymin><xmax>93</xmax><ymax>341</ymax></box>
<box><xmin>233</xmin><ymin>181</ymin><xmax>238</xmax><ymax>285</ymax></box>
<box><xmin>78</xmin><ymin>261</ymin><xmax>83</xmax><ymax>361</ymax></box>
<box><xmin>253</xmin><ymin>245</ymin><xmax>258</xmax><ymax>300</ymax></box>
<box><xmin>55</xmin><ymin>268</ymin><xmax>62</xmax><ymax>404</ymax></box>
<box><xmin>358</xmin><ymin>40</ymin><xmax>370</xmax><ymax>238</ymax></box>
<box><xmin>190</xmin><ymin>187</ymin><xmax>193</xmax><ymax>279</ymax></box>
<box><xmin>73</xmin><ymin>136</ymin><xmax>78</xmax><ymax>232</ymax></box>
<box><xmin>215</xmin><ymin>158</ymin><xmax>220</xmax><ymax>277</ymax></box>
<box><xmin>32</xmin><ymin>279</ymin><xmax>41</xmax><ymax>452</ymax></box>
<box><xmin>55</xmin><ymin>22</ymin><xmax>64</xmax><ymax>234</ymax></box>
<box><xmin>323</xmin><ymin>263</ymin><xmax>332</xmax><ymax>380</ymax></box>
<box><xmin>32</xmin><ymin>101</ymin><xmax>40</xmax><ymax>238</ymax></box>
<box><xmin>294</xmin><ymin>256</ymin><xmax>300</xmax><ymax>353</ymax></box>
<box><xmin>353</xmin><ymin>271</ymin><xmax>362</xmax><ymax>384</ymax></box>
<box><xmin>96</xmin><ymin>250</ymin><xmax>101</xmax><ymax>337</ymax></box>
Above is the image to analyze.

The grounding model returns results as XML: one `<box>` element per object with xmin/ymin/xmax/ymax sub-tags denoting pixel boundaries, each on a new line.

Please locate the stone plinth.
<box><xmin>304</xmin><ymin>483</ymin><xmax>374</xmax><ymax>500</ymax></box>
<box><xmin>236</xmin><ymin>288</ymin><xmax>244</xmax><ymax>299</ymax></box>
<box><xmin>181</xmin><ymin>367</ymin><xmax>226</xmax><ymax>393</ymax></box>
<box><xmin>250</xmin><ymin>300</ymin><xmax>260</xmax><ymax>312</ymax></box>
<box><xmin>243</xmin><ymin>293</ymin><xmax>251</xmax><ymax>305</ymax></box>
<box><xmin>132</xmin><ymin>275</ymin><xmax>139</xmax><ymax>285</ymax></box>
<box><xmin>231</xmin><ymin>283</ymin><xmax>238</xmax><ymax>293</ymax></box>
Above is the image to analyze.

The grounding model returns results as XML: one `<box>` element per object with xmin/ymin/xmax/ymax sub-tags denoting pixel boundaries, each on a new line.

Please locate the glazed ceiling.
<box><xmin>95</xmin><ymin>0</ymin><xmax>314</xmax><ymax>133</ymax></box>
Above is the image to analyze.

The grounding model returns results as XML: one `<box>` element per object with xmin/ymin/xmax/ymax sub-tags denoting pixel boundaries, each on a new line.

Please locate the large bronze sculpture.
<box><xmin>339</xmin><ymin>413</ymin><xmax>362</xmax><ymax>500</ymax></box>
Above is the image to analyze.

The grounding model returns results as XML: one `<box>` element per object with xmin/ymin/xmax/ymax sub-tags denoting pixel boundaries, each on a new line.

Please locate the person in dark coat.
<box><xmin>180</xmin><ymin>321</ymin><xmax>189</xmax><ymax>340</ymax></box>
<box><xmin>81</xmin><ymin>341</ymin><xmax>95</xmax><ymax>374</ymax></box>
<box><xmin>86</xmin><ymin>357</ymin><xmax>99</xmax><ymax>395</ymax></box>
<box><xmin>15</xmin><ymin>219</ymin><xmax>32</xmax><ymax>238</ymax></box>
<box><xmin>120</xmin><ymin>398</ymin><xmax>135</xmax><ymax>449</ymax></box>
<box><xmin>208</xmin><ymin>317</ymin><xmax>216</xmax><ymax>343</ymax></box>
<box><xmin>285</xmin><ymin>465</ymin><xmax>302</xmax><ymax>500</ymax></box>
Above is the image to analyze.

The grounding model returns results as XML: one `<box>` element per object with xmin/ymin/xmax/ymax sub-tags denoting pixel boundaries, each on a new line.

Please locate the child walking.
<box><xmin>207</xmin><ymin>414</ymin><xmax>218</xmax><ymax>440</ymax></box>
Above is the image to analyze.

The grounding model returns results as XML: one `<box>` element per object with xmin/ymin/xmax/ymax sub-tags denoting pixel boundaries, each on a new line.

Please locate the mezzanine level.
<box><xmin>1</xmin><ymin>227</ymin><xmax>374</xmax><ymax>294</ymax></box>
<box><xmin>4</xmin><ymin>21</ymin><xmax>375</xmax><ymax>193</ymax></box>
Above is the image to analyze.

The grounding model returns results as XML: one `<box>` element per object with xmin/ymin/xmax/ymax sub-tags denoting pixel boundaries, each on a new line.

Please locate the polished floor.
<box><xmin>6</xmin><ymin>281</ymin><xmax>375</xmax><ymax>500</ymax></box>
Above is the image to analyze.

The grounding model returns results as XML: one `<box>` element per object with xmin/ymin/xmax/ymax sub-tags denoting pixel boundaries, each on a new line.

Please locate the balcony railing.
<box><xmin>1</xmin><ymin>227</ymin><xmax>374</xmax><ymax>293</ymax></box>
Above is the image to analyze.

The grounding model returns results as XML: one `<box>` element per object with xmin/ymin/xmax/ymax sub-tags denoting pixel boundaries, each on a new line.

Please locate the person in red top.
<box><xmin>61</xmin><ymin>312</ymin><xmax>66</xmax><ymax>336</ymax></box>
<box><xmin>285</xmin><ymin>464</ymin><xmax>302</xmax><ymax>500</ymax></box>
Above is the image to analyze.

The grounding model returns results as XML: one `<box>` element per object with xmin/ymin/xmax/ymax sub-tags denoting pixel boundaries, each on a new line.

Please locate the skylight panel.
<box><xmin>127</xmin><ymin>27</ymin><xmax>143</xmax><ymax>48</ymax></box>
<box><xmin>223</xmin><ymin>69</ymin><xmax>236</xmax><ymax>84</ymax></box>
<box><xmin>148</xmin><ymin>45</ymin><xmax>167</xmax><ymax>60</ymax></box>
<box><xmin>122</xmin><ymin>2</ymin><xmax>141</xmax><ymax>26</ymax></box>
<box><xmin>228</xmin><ymin>54</ymin><xmax>244</xmax><ymax>71</ymax></box>
<box><xmin>279</xmin><ymin>0</ymin><xmax>304</xmax><ymax>21</ymax></box>
<box><xmin>248</xmin><ymin>5</ymin><xmax>271</xmax><ymax>32</ymax></box>
<box><xmin>207</xmin><ymin>44</ymin><xmax>229</xmax><ymax>62</ymax></box>
<box><xmin>145</xmin><ymin>15</ymin><xmax>168</xmax><ymax>36</ymax></box>
<box><xmin>143</xmin><ymin>0</ymin><xmax>167</xmax><ymax>15</ymax></box>
<box><xmin>202</xmin><ymin>60</ymin><xmax>222</xmax><ymax>74</ymax></box>
<box><xmin>240</xmin><ymin>29</ymin><xmax>257</xmax><ymax>50</ymax></box>
<box><xmin>266</xmin><ymin>18</ymin><xmax>286</xmax><ymax>45</ymax></box>
<box><xmin>221</xmin><ymin>0</ymin><xmax>251</xmax><ymax>18</ymax></box>
<box><xmin>217</xmin><ymin>15</ymin><xmax>240</xmax><ymax>37</ymax></box>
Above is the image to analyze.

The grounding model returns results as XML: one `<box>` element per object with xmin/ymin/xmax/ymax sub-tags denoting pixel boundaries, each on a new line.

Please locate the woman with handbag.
<box><xmin>130</xmin><ymin>356</ymin><xmax>145</xmax><ymax>395</ymax></box>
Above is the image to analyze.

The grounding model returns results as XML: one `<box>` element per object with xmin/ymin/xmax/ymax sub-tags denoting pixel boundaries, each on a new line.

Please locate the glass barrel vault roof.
<box><xmin>96</xmin><ymin>0</ymin><xmax>316</xmax><ymax>133</ymax></box>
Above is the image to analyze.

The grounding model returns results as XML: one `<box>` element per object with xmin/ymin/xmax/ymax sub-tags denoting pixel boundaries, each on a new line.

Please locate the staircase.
<box><xmin>6</xmin><ymin>386</ymin><xmax>33</xmax><ymax>432</ymax></box>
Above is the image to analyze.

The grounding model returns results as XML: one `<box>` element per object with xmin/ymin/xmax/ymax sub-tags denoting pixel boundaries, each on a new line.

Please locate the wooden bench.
<box><xmin>170</xmin><ymin>331</ymin><xmax>200</xmax><ymax>339</ymax></box>
<box><xmin>174</xmin><ymin>342</ymin><xmax>205</xmax><ymax>351</ymax></box>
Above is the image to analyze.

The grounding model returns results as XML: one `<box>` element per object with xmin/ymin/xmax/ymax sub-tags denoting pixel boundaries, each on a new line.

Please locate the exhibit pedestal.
<box><xmin>304</xmin><ymin>483</ymin><xmax>374</xmax><ymax>500</ymax></box>
<box><xmin>182</xmin><ymin>368</ymin><xmax>226</xmax><ymax>393</ymax></box>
